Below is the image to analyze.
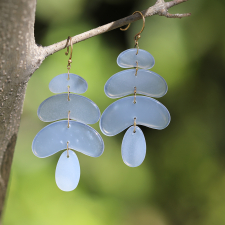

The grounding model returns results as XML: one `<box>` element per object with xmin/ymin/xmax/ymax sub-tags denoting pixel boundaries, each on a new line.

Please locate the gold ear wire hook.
<box><xmin>65</xmin><ymin>36</ymin><xmax>73</xmax><ymax>60</ymax></box>
<box><xmin>120</xmin><ymin>11</ymin><xmax>145</xmax><ymax>33</ymax></box>
<box><xmin>65</xmin><ymin>36</ymin><xmax>73</xmax><ymax>79</ymax></box>
<box><xmin>120</xmin><ymin>11</ymin><xmax>145</xmax><ymax>54</ymax></box>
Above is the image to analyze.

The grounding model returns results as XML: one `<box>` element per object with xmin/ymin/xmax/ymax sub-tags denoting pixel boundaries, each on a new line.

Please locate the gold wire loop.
<box><xmin>120</xmin><ymin>11</ymin><xmax>145</xmax><ymax>54</ymax></box>
<box><xmin>67</xmin><ymin>110</ymin><xmax>70</xmax><ymax>128</ymax></box>
<box><xmin>135</xmin><ymin>61</ymin><xmax>138</xmax><ymax>76</ymax></box>
<box><xmin>133</xmin><ymin>87</ymin><xmax>137</xmax><ymax>104</ymax></box>
<box><xmin>67</xmin><ymin>86</ymin><xmax>70</xmax><ymax>101</ymax></box>
<box><xmin>67</xmin><ymin>141</ymin><xmax>70</xmax><ymax>158</ymax></box>
<box><xmin>135</xmin><ymin>43</ymin><xmax>139</xmax><ymax>55</ymax></box>
<box><xmin>67</xmin><ymin>68</ymin><xmax>70</xmax><ymax>80</ymax></box>
<box><xmin>133</xmin><ymin>117</ymin><xmax>137</xmax><ymax>133</ymax></box>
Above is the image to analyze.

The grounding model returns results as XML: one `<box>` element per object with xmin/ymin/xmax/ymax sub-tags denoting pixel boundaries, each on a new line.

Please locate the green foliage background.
<box><xmin>3</xmin><ymin>0</ymin><xmax>225</xmax><ymax>224</ymax></box>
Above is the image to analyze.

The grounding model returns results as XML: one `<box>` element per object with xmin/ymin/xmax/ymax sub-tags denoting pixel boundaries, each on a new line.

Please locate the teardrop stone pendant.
<box><xmin>122</xmin><ymin>126</ymin><xmax>146</xmax><ymax>167</ymax></box>
<box><xmin>100</xmin><ymin>48</ymin><xmax>170</xmax><ymax>167</ymax></box>
<box><xmin>55</xmin><ymin>150</ymin><xmax>80</xmax><ymax>192</ymax></box>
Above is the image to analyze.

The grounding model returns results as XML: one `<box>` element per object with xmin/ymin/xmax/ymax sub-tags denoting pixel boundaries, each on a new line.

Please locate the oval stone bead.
<box><xmin>32</xmin><ymin>120</ymin><xmax>104</xmax><ymax>158</ymax></box>
<box><xmin>100</xmin><ymin>96</ymin><xmax>170</xmax><ymax>136</ymax></box>
<box><xmin>55</xmin><ymin>150</ymin><xmax>80</xmax><ymax>191</ymax></box>
<box><xmin>122</xmin><ymin>126</ymin><xmax>146</xmax><ymax>167</ymax></box>
<box><xmin>117</xmin><ymin>48</ymin><xmax>155</xmax><ymax>69</ymax></box>
<box><xmin>49</xmin><ymin>73</ymin><xmax>88</xmax><ymax>94</ymax></box>
<box><xmin>104</xmin><ymin>69</ymin><xmax>167</xmax><ymax>98</ymax></box>
<box><xmin>38</xmin><ymin>94</ymin><xmax>100</xmax><ymax>124</ymax></box>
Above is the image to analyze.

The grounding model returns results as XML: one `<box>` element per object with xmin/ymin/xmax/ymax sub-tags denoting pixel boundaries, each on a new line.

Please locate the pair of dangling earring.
<box><xmin>32</xmin><ymin>11</ymin><xmax>170</xmax><ymax>192</ymax></box>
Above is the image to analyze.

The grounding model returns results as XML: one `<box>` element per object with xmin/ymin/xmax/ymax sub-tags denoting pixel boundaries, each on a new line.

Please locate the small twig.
<box><xmin>43</xmin><ymin>0</ymin><xmax>190</xmax><ymax>58</ymax></box>
<box><xmin>161</xmin><ymin>12</ymin><xmax>191</xmax><ymax>18</ymax></box>
<box><xmin>166</xmin><ymin>0</ymin><xmax>190</xmax><ymax>9</ymax></box>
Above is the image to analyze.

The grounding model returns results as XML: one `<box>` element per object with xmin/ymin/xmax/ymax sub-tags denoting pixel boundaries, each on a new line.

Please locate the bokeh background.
<box><xmin>3</xmin><ymin>0</ymin><xmax>225</xmax><ymax>224</ymax></box>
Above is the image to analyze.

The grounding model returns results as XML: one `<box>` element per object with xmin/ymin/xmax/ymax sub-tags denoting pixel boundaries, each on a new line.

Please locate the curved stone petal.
<box><xmin>32</xmin><ymin>120</ymin><xmax>104</xmax><ymax>158</ymax></box>
<box><xmin>49</xmin><ymin>73</ymin><xmax>88</xmax><ymax>94</ymax></box>
<box><xmin>38</xmin><ymin>94</ymin><xmax>100</xmax><ymax>124</ymax></box>
<box><xmin>104</xmin><ymin>69</ymin><xmax>167</xmax><ymax>98</ymax></box>
<box><xmin>100</xmin><ymin>96</ymin><xmax>170</xmax><ymax>136</ymax></box>
<box><xmin>55</xmin><ymin>150</ymin><xmax>80</xmax><ymax>191</ymax></box>
<box><xmin>122</xmin><ymin>126</ymin><xmax>146</xmax><ymax>167</ymax></box>
<box><xmin>117</xmin><ymin>48</ymin><xmax>155</xmax><ymax>69</ymax></box>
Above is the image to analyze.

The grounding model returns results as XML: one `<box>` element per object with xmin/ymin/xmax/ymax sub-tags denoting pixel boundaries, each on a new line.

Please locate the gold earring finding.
<box><xmin>65</xmin><ymin>36</ymin><xmax>73</xmax><ymax>76</ymax></box>
<box><xmin>120</xmin><ymin>11</ymin><xmax>145</xmax><ymax>54</ymax></box>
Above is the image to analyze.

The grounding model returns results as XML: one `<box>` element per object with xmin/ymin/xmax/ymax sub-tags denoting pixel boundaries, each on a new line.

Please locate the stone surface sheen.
<box><xmin>122</xmin><ymin>126</ymin><xmax>146</xmax><ymax>167</ymax></box>
<box><xmin>55</xmin><ymin>150</ymin><xmax>80</xmax><ymax>191</ymax></box>
<box><xmin>104</xmin><ymin>69</ymin><xmax>167</xmax><ymax>98</ymax></box>
<box><xmin>32</xmin><ymin>120</ymin><xmax>104</xmax><ymax>158</ymax></box>
<box><xmin>100</xmin><ymin>96</ymin><xmax>170</xmax><ymax>136</ymax></box>
<box><xmin>37</xmin><ymin>93</ymin><xmax>100</xmax><ymax>124</ymax></box>
<box><xmin>117</xmin><ymin>48</ymin><xmax>155</xmax><ymax>69</ymax></box>
<box><xmin>49</xmin><ymin>73</ymin><xmax>88</xmax><ymax>94</ymax></box>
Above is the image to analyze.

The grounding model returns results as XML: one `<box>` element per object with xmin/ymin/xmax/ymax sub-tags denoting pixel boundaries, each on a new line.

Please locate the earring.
<box><xmin>100</xmin><ymin>11</ymin><xmax>170</xmax><ymax>167</ymax></box>
<box><xmin>32</xmin><ymin>37</ymin><xmax>104</xmax><ymax>191</ymax></box>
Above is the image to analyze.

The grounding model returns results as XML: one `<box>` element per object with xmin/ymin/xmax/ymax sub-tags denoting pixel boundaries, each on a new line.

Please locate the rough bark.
<box><xmin>0</xmin><ymin>0</ymin><xmax>190</xmax><ymax>220</ymax></box>
<box><xmin>0</xmin><ymin>0</ymin><xmax>45</xmax><ymax>219</ymax></box>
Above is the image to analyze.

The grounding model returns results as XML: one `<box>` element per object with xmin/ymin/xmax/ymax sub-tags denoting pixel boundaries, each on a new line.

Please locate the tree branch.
<box><xmin>43</xmin><ymin>0</ymin><xmax>191</xmax><ymax>58</ymax></box>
